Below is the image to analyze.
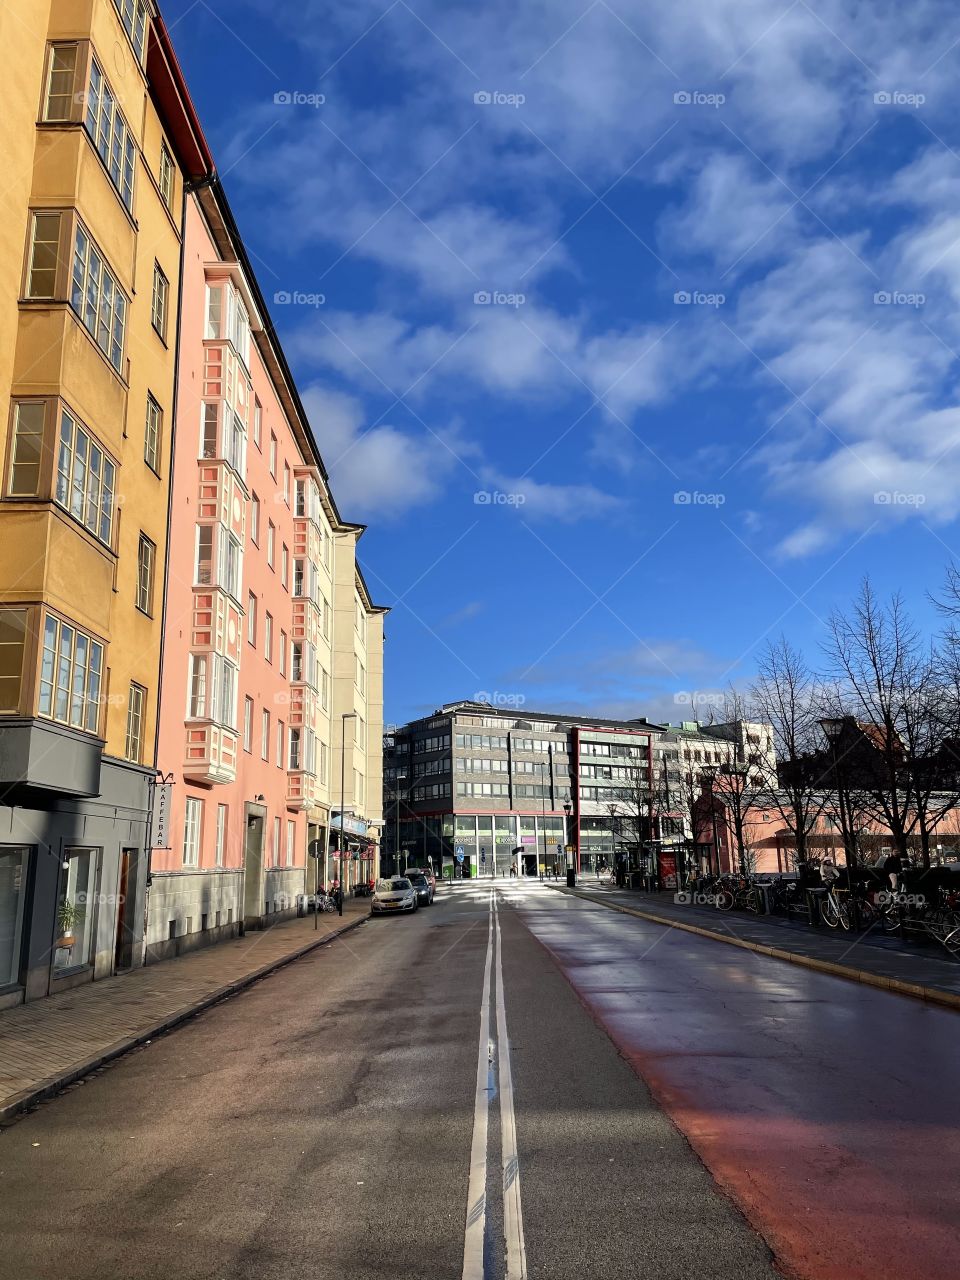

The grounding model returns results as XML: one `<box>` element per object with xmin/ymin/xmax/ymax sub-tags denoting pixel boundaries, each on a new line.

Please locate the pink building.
<box><xmin>145</xmin><ymin>180</ymin><xmax>385</xmax><ymax>958</ymax></box>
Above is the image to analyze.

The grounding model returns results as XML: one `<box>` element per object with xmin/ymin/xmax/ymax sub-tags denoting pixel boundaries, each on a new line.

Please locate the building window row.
<box><xmin>456</xmin><ymin>782</ymin><xmax>509</xmax><ymax>797</ymax></box>
<box><xmin>513</xmin><ymin>737</ymin><xmax>561</xmax><ymax>753</ymax></box>
<box><xmin>455</xmin><ymin>733</ymin><xmax>507</xmax><ymax>750</ymax></box>
<box><xmin>413</xmin><ymin>756</ymin><xmax>450</xmax><ymax>777</ymax></box>
<box><xmin>456</xmin><ymin>757</ymin><xmax>508</xmax><ymax>773</ymax></box>
<box><xmin>415</xmin><ymin>733</ymin><xmax>452</xmax><ymax>754</ymax></box>
<box><xmin>580</xmin><ymin>740</ymin><xmax>648</xmax><ymax>758</ymax></box>
<box><xmin>414</xmin><ymin>781</ymin><xmax>451</xmax><ymax>801</ymax></box>
<box><xmin>85</xmin><ymin>56</ymin><xmax>136</xmax><ymax>211</ymax></box>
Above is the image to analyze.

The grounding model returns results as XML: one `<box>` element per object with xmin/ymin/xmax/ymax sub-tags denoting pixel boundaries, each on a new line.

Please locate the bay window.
<box><xmin>55</xmin><ymin>405</ymin><xmax>116</xmax><ymax>545</ymax></box>
<box><xmin>85</xmin><ymin>57</ymin><xmax>135</xmax><ymax>210</ymax></box>
<box><xmin>38</xmin><ymin>613</ymin><xmax>103</xmax><ymax>734</ymax></box>
<box><xmin>71</xmin><ymin>223</ymin><xmax>126</xmax><ymax>372</ymax></box>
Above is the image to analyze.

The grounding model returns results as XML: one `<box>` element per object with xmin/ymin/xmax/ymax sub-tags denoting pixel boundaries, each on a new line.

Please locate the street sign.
<box><xmin>480</xmin><ymin>848</ymin><xmax>486</xmax><ymax>864</ymax></box>
<box><xmin>151</xmin><ymin>781</ymin><xmax>172</xmax><ymax>849</ymax></box>
<box><xmin>455</xmin><ymin>844</ymin><xmax>465</xmax><ymax>856</ymax></box>
<box><xmin>456</xmin><ymin>852</ymin><xmax>465</xmax><ymax>865</ymax></box>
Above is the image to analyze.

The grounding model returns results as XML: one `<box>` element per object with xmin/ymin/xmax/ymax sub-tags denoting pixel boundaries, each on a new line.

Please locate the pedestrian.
<box><xmin>510</xmin><ymin>862</ymin><xmax>517</xmax><ymax>877</ymax></box>
<box><xmin>820</xmin><ymin>855</ymin><xmax>840</xmax><ymax>887</ymax></box>
<box><xmin>882</xmin><ymin>850</ymin><xmax>902</xmax><ymax>891</ymax></box>
<box><xmin>332</xmin><ymin>876</ymin><xmax>343</xmax><ymax>917</ymax></box>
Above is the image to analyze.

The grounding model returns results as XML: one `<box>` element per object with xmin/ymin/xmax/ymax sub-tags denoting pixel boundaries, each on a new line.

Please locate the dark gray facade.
<box><xmin>0</xmin><ymin>734</ymin><xmax>152</xmax><ymax>1010</ymax></box>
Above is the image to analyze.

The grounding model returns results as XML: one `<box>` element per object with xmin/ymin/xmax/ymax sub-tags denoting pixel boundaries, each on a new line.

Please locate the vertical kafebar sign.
<box><xmin>151</xmin><ymin>781</ymin><xmax>173</xmax><ymax>850</ymax></box>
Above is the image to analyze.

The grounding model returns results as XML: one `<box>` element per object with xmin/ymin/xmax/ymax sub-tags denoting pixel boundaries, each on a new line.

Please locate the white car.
<box><xmin>371</xmin><ymin>877</ymin><xmax>418</xmax><ymax>916</ymax></box>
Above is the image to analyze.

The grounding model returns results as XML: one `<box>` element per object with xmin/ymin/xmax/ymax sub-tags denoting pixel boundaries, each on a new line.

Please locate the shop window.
<box><xmin>53</xmin><ymin>848</ymin><xmax>98</xmax><ymax>974</ymax></box>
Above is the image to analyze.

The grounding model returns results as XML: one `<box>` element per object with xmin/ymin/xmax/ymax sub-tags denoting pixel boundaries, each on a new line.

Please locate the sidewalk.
<box><xmin>0</xmin><ymin>898</ymin><xmax>370</xmax><ymax>1123</ymax></box>
<box><xmin>551</xmin><ymin>883</ymin><xmax>960</xmax><ymax>1009</ymax></box>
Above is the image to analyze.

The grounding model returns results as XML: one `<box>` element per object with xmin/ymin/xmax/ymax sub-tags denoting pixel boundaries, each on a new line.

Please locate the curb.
<box><xmin>0</xmin><ymin>914</ymin><xmax>366</xmax><ymax>1126</ymax></box>
<box><xmin>551</xmin><ymin>887</ymin><xmax>960</xmax><ymax>1013</ymax></box>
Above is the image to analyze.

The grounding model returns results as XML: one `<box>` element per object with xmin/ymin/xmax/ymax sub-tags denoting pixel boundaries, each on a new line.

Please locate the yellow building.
<box><xmin>0</xmin><ymin>0</ymin><xmax>212</xmax><ymax>1005</ymax></box>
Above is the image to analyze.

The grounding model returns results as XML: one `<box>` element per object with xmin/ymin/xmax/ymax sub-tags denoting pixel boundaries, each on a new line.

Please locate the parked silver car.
<box><xmin>371</xmin><ymin>877</ymin><xmax>418</xmax><ymax>915</ymax></box>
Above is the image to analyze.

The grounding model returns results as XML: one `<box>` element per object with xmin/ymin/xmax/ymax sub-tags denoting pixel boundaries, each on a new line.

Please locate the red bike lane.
<box><xmin>510</xmin><ymin>886</ymin><xmax>960</xmax><ymax>1280</ymax></box>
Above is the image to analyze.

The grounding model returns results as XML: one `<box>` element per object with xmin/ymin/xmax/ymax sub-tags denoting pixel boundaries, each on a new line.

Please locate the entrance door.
<box><xmin>243</xmin><ymin>808</ymin><xmax>266</xmax><ymax>929</ymax></box>
<box><xmin>523</xmin><ymin>852</ymin><xmax>537</xmax><ymax>876</ymax></box>
<box><xmin>114</xmin><ymin>849</ymin><xmax>133</xmax><ymax>971</ymax></box>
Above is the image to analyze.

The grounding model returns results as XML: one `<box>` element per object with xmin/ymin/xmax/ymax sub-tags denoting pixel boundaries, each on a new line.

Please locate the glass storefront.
<box><xmin>53</xmin><ymin>847</ymin><xmax>97</xmax><ymax>975</ymax></box>
<box><xmin>0</xmin><ymin>847</ymin><xmax>29</xmax><ymax>988</ymax></box>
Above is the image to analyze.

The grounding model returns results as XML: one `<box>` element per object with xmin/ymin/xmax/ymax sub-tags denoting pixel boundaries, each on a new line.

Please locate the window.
<box><xmin>219</xmin><ymin>532</ymin><xmax>242</xmax><ymax>599</ymax></box>
<box><xmin>55</xmin><ymin>406</ymin><xmax>116</xmax><ymax>545</ymax></box>
<box><xmin>8</xmin><ymin>402</ymin><xmax>45</xmax><ymax>495</ymax></box>
<box><xmin>267</xmin><ymin>522</ymin><xmax>275</xmax><ymax>569</ymax></box>
<box><xmin>286</xmin><ymin>820</ymin><xmax>295</xmax><ymax>868</ymax></box>
<box><xmin>250</xmin><ymin>493</ymin><xmax>260</xmax><ymax>544</ymax></box>
<box><xmin>71</xmin><ymin>223</ymin><xmax>126</xmax><ymax>371</ymax></box>
<box><xmin>201</xmin><ymin>402</ymin><xmax>218</xmax><ymax>458</ymax></box>
<box><xmin>43</xmin><ymin>44</ymin><xmax>79</xmax><ymax>121</ymax></box>
<box><xmin>195</xmin><ymin>526</ymin><xmax>213</xmax><ymax>585</ymax></box>
<box><xmin>247</xmin><ymin>592</ymin><xmax>257</xmax><ymax>645</ymax></box>
<box><xmin>356</xmin><ymin>772</ymin><xmax>364</xmax><ymax>805</ymax></box>
<box><xmin>209</xmin><ymin>656</ymin><xmax>237</xmax><ymax>728</ymax></box>
<box><xmin>265</xmin><ymin>612</ymin><xmax>273</xmax><ymax>662</ymax></box>
<box><xmin>136</xmin><ymin>534</ymin><xmax>155</xmax><ymax>615</ymax></box>
<box><xmin>253</xmin><ymin>398</ymin><xmax>262</xmax><ymax>449</ymax></box>
<box><xmin>289</xmin><ymin>726</ymin><xmax>301</xmax><ymax>770</ymax></box>
<box><xmin>183</xmin><ymin>797</ymin><xmax>202</xmax><ymax>866</ymax></box>
<box><xmin>85</xmin><ymin>57</ymin><xmax>135</xmax><ymax>209</ymax></box>
<box><xmin>356</xmin><ymin>659</ymin><xmax>365</xmax><ymax>695</ymax></box>
<box><xmin>292</xmin><ymin>643</ymin><xmax>303</xmax><ymax>683</ymax></box>
<box><xmin>187</xmin><ymin>653</ymin><xmax>206</xmax><ymax>718</ymax></box>
<box><xmin>53</xmin><ymin>849</ymin><xmax>98</xmax><ymax>974</ymax></box>
<box><xmin>0</xmin><ymin>848</ymin><xmax>30</xmax><ymax>987</ymax></box>
<box><xmin>158</xmin><ymin>143</ymin><xmax>174</xmax><ymax>208</ymax></box>
<box><xmin>322</xmin><ymin>595</ymin><xmax>330</xmax><ymax>639</ymax></box>
<box><xmin>26</xmin><ymin>212</ymin><xmax>61</xmax><ymax>298</ymax></box>
<box><xmin>144</xmin><ymin>394</ymin><xmax>161</xmax><ymax>473</ymax></box>
<box><xmin>276</xmin><ymin>719</ymin><xmax>284</xmax><ymax>768</ymax></box>
<box><xmin>228</xmin><ymin>289</ymin><xmax>250</xmax><ymax>365</ymax></box>
<box><xmin>215</xmin><ymin>804</ymin><xmax>227</xmax><ymax>867</ymax></box>
<box><xmin>281</xmin><ymin>544</ymin><xmax>289</xmax><ymax>590</ymax></box>
<box><xmin>112</xmin><ymin>0</ymin><xmax>148</xmax><ymax>62</ymax></box>
<box><xmin>0</xmin><ymin>609</ymin><xmax>28</xmax><ymax>713</ymax></box>
<box><xmin>124</xmin><ymin>682</ymin><xmax>145</xmax><ymax>762</ymax></box>
<box><xmin>205</xmin><ymin>284</ymin><xmax>222</xmax><ymax>339</ymax></box>
<box><xmin>321</xmin><ymin>667</ymin><xmax>329</xmax><ymax>711</ymax></box>
<box><xmin>273</xmin><ymin>817</ymin><xmax>281</xmax><ymax>867</ymax></box>
<box><xmin>261</xmin><ymin>708</ymin><xmax>270</xmax><ymax>760</ymax></box>
<box><xmin>319</xmin><ymin>741</ymin><xmax>328</xmax><ymax>785</ymax></box>
<box><xmin>151</xmin><ymin>263</ymin><xmax>168</xmax><ymax>338</ymax></box>
<box><xmin>283</xmin><ymin>462</ymin><xmax>290</xmax><ymax>504</ymax></box>
<box><xmin>38</xmin><ymin>613</ymin><xmax>103</xmax><ymax>733</ymax></box>
<box><xmin>243</xmin><ymin>696</ymin><xmax>253</xmax><ymax>751</ymax></box>
<box><xmin>269</xmin><ymin>432</ymin><xmax>277</xmax><ymax>477</ymax></box>
<box><xmin>279</xmin><ymin>630</ymin><xmax>287</xmax><ymax>676</ymax></box>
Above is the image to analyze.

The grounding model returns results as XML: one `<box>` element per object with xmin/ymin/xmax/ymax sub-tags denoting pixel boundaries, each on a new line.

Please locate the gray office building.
<box><xmin>383</xmin><ymin>700</ymin><xmax>678</xmax><ymax>878</ymax></box>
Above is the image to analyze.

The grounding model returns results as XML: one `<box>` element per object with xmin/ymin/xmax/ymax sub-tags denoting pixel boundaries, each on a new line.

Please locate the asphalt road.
<box><xmin>0</xmin><ymin>880</ymin><xmax>779</xmax><ymax>1280</ymax></box>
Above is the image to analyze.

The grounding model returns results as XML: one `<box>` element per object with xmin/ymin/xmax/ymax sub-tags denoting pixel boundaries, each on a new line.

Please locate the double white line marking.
<box><xmin>463</xmin><ymin>889</ymin><xmax>527</xmax><ymax>1280</ymax></box>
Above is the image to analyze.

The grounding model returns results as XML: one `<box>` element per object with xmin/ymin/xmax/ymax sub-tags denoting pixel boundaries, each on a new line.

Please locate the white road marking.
<box><xmin>462</xmin><ymin>889</ymin><xmax>495</xmax><ymax>1280</ymax></box>
<box><xmin>494</xmin><ymin>893</ymin><xmax>528</xmax><ymax>1279</ymax></box>
<box><xmin>461</xmin><ymin>888</ymin><xmax>529</xmax><ymax>1279</ymax></box>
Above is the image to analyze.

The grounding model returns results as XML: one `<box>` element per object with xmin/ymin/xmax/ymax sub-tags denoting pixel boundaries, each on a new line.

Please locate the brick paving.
<box><xmin>0</xmin><ymin>897</ymin><xmax>370</xmax><ymax>1121</ymax></box>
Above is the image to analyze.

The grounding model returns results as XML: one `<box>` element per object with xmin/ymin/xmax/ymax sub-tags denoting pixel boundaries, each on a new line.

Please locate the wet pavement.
<box><xmin>511</xmin><ymin>882</ymin><xmax>960</xmax><ymax>1280</ymax></box>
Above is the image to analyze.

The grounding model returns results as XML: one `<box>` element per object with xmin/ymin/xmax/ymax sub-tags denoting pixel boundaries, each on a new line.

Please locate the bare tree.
<box><xmin>750</xmin><ymin>635</ymin><xmax>828</xmax><ymax>866</ymax></box>
<box><xmin>704</xmin><ymin>688</ymin><xmax>768</xmax><ymax>875</ymax></box>
<box><xmin>821</xmin><ymin>578</ymin><xmax>924</xmax><ymax>862</ymax></box>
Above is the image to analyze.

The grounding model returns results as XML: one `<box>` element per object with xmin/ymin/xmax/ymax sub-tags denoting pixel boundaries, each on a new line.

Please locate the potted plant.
<box><xmin>56</xmin><ymin>899</ymin><xmax>85</xmax><ymax>949</ymax></box>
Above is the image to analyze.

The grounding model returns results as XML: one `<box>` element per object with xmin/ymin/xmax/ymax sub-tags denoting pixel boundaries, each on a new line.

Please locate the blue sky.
<box><xmin>163</xmin><ymin>0</ymin><xmax>960</xmax><ymax>725</ymax></box>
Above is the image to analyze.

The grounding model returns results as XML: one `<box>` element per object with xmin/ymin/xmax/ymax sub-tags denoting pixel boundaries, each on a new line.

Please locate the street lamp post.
<box><xmin>393</xmin><ymin>774</ymin><xmax>408</xmax><ymax>876</ymax></box>
<box><xmin>819</xmin><ymin>718</ymin><xmax>857</xmax><ymax>873</ymax></box>
<box><xmin>563</xmin><ymin>800</ymin><xmax>575</xmax><ymax>887</ymax></box>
